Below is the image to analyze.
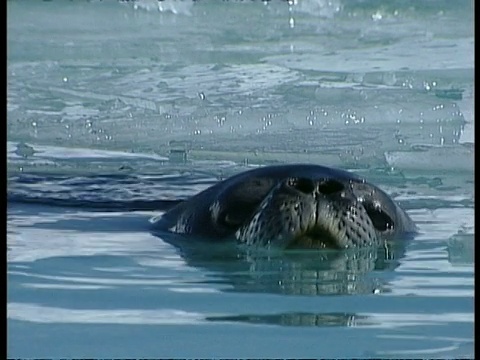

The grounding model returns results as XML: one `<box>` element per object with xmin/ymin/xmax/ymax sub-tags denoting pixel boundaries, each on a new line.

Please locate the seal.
<box><xmin>150</xmin><ymin>164</ymin><xmax>416</xmax><ymax>249</ymax></box>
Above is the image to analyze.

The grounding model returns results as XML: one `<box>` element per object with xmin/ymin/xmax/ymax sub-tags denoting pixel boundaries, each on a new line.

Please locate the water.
<box><xmin>7</xmin><ymin>0</ymin><xmax>474</xmax><ymax>358</ymax></box>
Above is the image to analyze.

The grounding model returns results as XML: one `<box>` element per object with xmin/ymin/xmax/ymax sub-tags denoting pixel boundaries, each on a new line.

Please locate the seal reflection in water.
<box><xmin>150</xmin><ymin>164</ymin><xmax>416</xmax><ymax>250</ymax></box>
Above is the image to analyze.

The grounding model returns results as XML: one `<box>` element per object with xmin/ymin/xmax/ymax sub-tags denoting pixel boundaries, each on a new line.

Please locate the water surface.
<box><xmin>7</xmin><ymin>0</ymin><xmax>474</xmax><ymax>358</ymax></box>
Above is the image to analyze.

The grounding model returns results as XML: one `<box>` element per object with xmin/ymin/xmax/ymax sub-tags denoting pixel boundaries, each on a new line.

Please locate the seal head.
<box><xmin>151</xmin><ymin>164</ymin><xmax>416</xmax><ymax>250</ymax></box>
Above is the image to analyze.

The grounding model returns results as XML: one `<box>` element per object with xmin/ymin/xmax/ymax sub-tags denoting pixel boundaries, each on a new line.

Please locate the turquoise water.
<box><xmin>7</xmin><ymin>0</ymin><xmax>473</xmax><ymax>358</ymax></box>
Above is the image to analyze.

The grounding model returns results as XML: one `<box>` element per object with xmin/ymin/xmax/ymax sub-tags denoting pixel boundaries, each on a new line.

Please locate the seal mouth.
<box><xmin>287</xmin><ymin>226</ymin><xmax>340</xmax><ymax>250</ymax></box>
<box><xmin>287</xmin><ymin>193</ymin><xmax>344</xmax><ymax>249</ymax></box>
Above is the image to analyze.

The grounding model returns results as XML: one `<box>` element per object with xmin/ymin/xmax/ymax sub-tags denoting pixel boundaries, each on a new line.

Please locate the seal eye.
<box><xmin>364</xmin><ymin>203</ymin><xmax>394</xmax><ymax>232</ymax></box>
<box><xmin>317</xmin><ymin>180</ymin><xmax>344</xmax><ymax>195</ymax></box>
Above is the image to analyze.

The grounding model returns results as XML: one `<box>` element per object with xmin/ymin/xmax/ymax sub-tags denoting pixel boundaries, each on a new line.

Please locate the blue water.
<box><xmin>7</xmin><ymin>0</ymin><xmax>474</xmax><ymax>358</ymax></box>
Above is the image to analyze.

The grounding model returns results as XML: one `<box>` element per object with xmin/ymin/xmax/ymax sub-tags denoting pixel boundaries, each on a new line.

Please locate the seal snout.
<box><xmin>236</xmin><ymin>176</ymin><xmax>385</xmax><ymax>249</ymax></box>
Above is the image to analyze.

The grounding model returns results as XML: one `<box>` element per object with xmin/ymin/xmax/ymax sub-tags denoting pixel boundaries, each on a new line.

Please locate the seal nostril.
<box><xmin>288</xmin><ymin>177</ymin><xmax>316</xmax><ymax>194</ymax></box>
<box><xmin>317</xmin><ymin>180</ymin><xmax>344</xmax><ymax>195</ymax></box>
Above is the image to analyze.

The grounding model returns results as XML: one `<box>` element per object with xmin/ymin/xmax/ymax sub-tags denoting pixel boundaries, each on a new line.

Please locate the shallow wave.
<box><xmin>7</xmin><ymin>302</ymin><xmax>210</xmax><ymax>325</ymax></box>
<box><xmin>7</xmin><ymin>301</ymin><xmax>472</xmax><ymax>328</ymax></box>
